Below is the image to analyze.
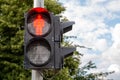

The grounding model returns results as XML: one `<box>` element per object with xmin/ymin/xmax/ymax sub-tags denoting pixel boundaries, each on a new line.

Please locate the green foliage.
<box><xmin>0</xmin><ymin>0</ymin><xmax>31</xmax><ymax>79</ymax></box>
<box><xmin>43</xmin><ymin>68</ymin><xmax>73</xmax><ymax>80</ymax></box>
<box><xmin>45</xmin><ymin>0</ymin><xmax>65</xmax><ymax>14</ymax></box>
<box><xmin>53</xmin><ymin>68</ymin><xmax>73</xmax><ymax>80</ymax></box>
<box><xmin>64</xmin><ymin>51</ymin><xmax>80</xmax><ymax>76</ymax></box>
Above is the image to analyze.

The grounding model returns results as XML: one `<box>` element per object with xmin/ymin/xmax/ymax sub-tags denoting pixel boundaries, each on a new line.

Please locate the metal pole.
<box><xmin>34</xmin><ymin>0</ymin><xmax>44</xmax><ymax>8</ymax></box>
<box><xmin>32</xmin><ymin>70</ymin><xmax>43</xmax><ymax>80</ymax></box>
<box><xmin>32</xmin><ymin>0</ymin><xmax>44</xmax><ymax>80</ymax></box>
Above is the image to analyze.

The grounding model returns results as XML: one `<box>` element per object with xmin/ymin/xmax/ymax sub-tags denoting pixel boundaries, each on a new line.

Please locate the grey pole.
<box><xmin>32</xmin><ymin>70</ymin><xmax>43</xmax><ymax>80</ymax></box>
<box><xmin>32</xmin><ymin>0</ymin><xmax>44</xmax><ymax>80</ymax></box>
<box><xmin>34</xmin><ymin>0</ymin><xmax>44</xmax><ymax>8</ymax></box>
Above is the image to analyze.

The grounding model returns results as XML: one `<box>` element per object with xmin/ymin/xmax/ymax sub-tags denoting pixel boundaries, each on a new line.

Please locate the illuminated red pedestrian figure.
<box><xmin>33</xmin><ymin>14</ymin><xmax>45</xmax><ymax>36</ymax></box>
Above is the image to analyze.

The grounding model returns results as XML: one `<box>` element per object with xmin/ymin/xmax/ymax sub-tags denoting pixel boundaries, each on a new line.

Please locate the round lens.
<box><xmin>27</xmin><ymin>39</ymin><xmax>51</xmax><ymax>66</ymax></box>
<box><xmin>27</xmin><ymin>14</ymin><xmax>50</xmax><ymax>36</ymax></box>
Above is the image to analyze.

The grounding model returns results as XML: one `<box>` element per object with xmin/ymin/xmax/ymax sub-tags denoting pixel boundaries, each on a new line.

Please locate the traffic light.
<box><xmin>24</xmin><ymin>7</ymin><xmax>76</xmax><ymax>69</ymax></box>
<box><xmin>24</xmin><ymin>7</ymin><xmax>55</xmax><ymax>69</ymax></box>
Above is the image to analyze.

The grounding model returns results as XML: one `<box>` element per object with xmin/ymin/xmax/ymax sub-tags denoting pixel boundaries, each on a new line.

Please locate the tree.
<box><xmin>0</xmin><ymin>0</ymin><xmax>31</xmax><ymax>79</ymax></box>
<box><xmin>0</xmin><ymin>0</ymin><xmax>65</xmax><ymax>79</ymax></box>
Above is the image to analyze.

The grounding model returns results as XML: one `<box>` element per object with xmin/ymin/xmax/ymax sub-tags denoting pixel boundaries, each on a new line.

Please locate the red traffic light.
<box><xmin>24</xmin><ymin>7</ymin><xmax>58</xmax><ymax>69</ymax></box>
<box><xmin>33</xmin><ymin>14</ymin><xmax>45</xmax><ymax>35</ymax></box>
<box><xmin>27</xmin><ymin>7</ymin><xmax>51</xmax><ymax>36</ymax></box>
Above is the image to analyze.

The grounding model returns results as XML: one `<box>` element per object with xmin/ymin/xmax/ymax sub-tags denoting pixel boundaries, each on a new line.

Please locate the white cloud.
<box><xmin>59</xmin><ymin>0</ymin><xmax>120</xmax><ymax>79</ymax></box>
<box><xmin>89</xmin><ymin>0</ymin><xmax>107</xmax><ymax>5</ymax></box>
<box><xmin>89</xmin><ymin>23</ymin><xmax>120</xmax><ymax>79</ymax></box>
<box><xmin>106</xmin><ymin>0</ymin><xmax>120</xmax><ymax>12</ymax></box>
<box><xmin>94</xmin><ymin>39</ymin><xmax>108</xmax><ymax>51</ymax></box>
<box><xmin>107</xmin><ymin>64</ymin><xmax>120</xmax><ymax>80</ymax></box>
<box><xmin>112</xmin><ymin>24</ymin><xmax>120</xmax><ymax>42</ymax></box>
<box><xmin>102</xmin><ymin>24</ymin><xmax>120</xmax><ymax>65</ymax></box>
<box><xmin>81</xmin><ymin>53</ymin><xmax>99</xmax><ymax>64</ymax></box>
<box><xmin>108</xmin><ymin>64</ymin><xmax>120</xmax><ymax>73</ymax></box>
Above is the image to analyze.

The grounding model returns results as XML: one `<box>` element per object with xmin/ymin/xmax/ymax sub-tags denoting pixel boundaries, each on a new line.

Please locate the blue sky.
<box><xmin>59</xmin><ymin>0</ymin><xmax>120</xmax><ymax>80</ymax></box>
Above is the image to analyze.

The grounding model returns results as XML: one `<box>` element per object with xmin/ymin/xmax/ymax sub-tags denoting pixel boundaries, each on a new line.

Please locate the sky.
<box><xmin>58</xmin><ymin>0</ymin><xmax>120</xmax><ymax>79</ymax></box>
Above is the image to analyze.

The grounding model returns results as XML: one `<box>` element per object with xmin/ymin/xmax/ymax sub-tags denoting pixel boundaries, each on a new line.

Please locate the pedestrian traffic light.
<box><xmin>24</xmin><ymin>7</ymin><xmax>55</xmax><ymax>69</ymax></box>
<box><xmin>24</xmin><ymin>7</ymin><xmax>76</xmax><ymax>70</ymax></box>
